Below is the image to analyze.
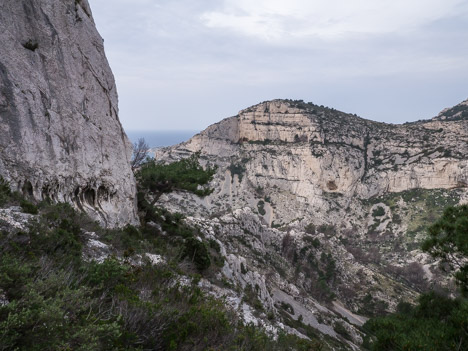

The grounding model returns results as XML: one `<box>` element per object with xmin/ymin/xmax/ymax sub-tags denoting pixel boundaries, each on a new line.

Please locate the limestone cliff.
<box><xmin>157</xmin><ymin>99</ymin><xmax>467</xmax><ymax>225</ymax></box>
<box><xmin>0</xmin><ymin>0</ymin><xmax>137</xmax><ymax>226</ymax></box>
<box><xmin>154</xmin><ymin>99</ymin><xmax>467</xmax><ymax>341</ymax></box>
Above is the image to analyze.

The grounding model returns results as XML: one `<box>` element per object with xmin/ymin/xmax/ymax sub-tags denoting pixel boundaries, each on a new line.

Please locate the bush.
<box><xmin>20</xmin><ymin>199</ymin><xmax>38</xmax><ymax>214</ymax></box>
<box><xmin>364</xmin><ymin>292</ymin><xmax>468</xmax><ymax>350</ymax></box>
<box><xmin>359</xmin><ymin>293</ymin><xmax>388</xmax><ymax>317</ymax></box>
<box><xmin>318</xmin><ymin>224</ymin><xmax>335</xmax><ymax>236</ymax></box>
<box><xmin>228</xmin><ymin>162</ymin><xmax>246</xmax><ymax>182</ymax></box>
<box><xmin>0</xmin><ymin>177</ymin><xmax>11</xmax><ymax>206</ymax></box>
<box><xmin>86</xmin><ymin>258</ymin><xmax>128</xmax><ymax>291</ymax></box>
<box><xmin>334</xmin><ymin>321</ymin><xmax>351</xmax><ymax>340</ymax></box>
<box><xmin>372</xmin><ymin>206</ymin><xmax>385</xmax><ymax>217</ymax></box>
<box><xmin>303</xmin><ymin>235</ymin><xmax>320</xmax><ymax>248</ymax></box>
<box><xmin>137</xmin><ymin>152</ymin><xmax>216</xmax><ymax>206</ymax></box>
<box><xmin>182</xmin><ymin>237</ymin><xmax>211</xmax><ymax>271</ymax></box>
<box><xmin>422</xmin><ymin>205</ymin><xmax>468</xmax><ymax>295</ymax></box>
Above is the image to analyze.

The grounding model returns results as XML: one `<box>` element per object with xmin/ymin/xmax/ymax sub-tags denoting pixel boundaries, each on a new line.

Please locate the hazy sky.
<box><xmin>91</xmin><ymin>0</ymin><xmax>468</xmax><ymax>131</ymax></box>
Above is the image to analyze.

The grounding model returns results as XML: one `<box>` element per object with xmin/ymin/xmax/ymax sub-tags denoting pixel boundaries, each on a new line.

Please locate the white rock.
<box><xmin>145</xmin><ymin>253</ymin><xmax>164</xmax><ymax>265</ymax></box>
<box><xmin>0</xmin><ymin>0</ymin><xmax>137</xmax><ymax>227</ymax></box>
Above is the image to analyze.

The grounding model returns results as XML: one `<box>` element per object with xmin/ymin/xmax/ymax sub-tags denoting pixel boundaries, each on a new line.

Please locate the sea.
<box><xmin>125</xmin><ymin>130</ymin><xmax>199</xmax><ymax>148</ymax></box>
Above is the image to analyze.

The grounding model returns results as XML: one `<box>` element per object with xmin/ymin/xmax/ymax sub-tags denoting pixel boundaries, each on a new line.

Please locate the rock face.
<box><xmin>157</xmin><ymin>99</ymin><xmax>467</xmax><ymax>225</ymax></box>
<box><xmin>0</xmin><ymin>0</ymin><xmax>137</xmax><ymax>226</ymax></box>
<box><xmin>154</xmin><ymin>99</ymin><xmax>467</xmax><ymax>344</ymax></box>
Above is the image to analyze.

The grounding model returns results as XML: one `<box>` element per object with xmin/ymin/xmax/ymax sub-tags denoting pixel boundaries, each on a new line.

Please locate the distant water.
<box><xmin>125</xmin><ymin>130</ymin><xmax>199</xmax><ymax>148</ymax></box>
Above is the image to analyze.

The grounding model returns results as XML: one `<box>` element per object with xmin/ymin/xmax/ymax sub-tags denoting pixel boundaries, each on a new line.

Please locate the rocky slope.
<box><xmin>154</xmin><ymin>98</ymin><xmax>468</xmax><ymax>347</ymax></box>
<box><xmin>0</xmin><ymin>0</ymin><xmax>137</xmax><ymax>227</ymax></box>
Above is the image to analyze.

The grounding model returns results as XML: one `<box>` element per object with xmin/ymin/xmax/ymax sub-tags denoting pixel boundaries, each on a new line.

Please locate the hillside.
<box><xmin>153</xmin><ymin>98</ymin><xmax>468</xmax><ymax>347</ymax></box>
<box><xmin>1</xmin><ymin>1</ymin><xmax>466</xmax><ymax>349</ymax></box>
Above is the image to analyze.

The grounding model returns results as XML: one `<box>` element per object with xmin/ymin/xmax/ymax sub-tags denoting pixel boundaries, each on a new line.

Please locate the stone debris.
<box><xmin>82</xmin><ymin>232</ymin><xmax>111</xmax><ymax>263</ymax></box>
<box><xmin>0</xmin><ymin>207</ymin><xmax>35</xmax><ymax>232</ymax></box>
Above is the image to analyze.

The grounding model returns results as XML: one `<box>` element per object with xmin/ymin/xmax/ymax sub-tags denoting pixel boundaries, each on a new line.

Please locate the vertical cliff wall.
<box><xmin>0</xmin><ymin>0</ymin><xmax>137</xmax><ymax>226</ymax></box>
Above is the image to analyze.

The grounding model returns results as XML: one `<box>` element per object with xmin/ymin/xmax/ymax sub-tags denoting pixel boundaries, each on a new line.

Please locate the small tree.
<box><xmin>422</xmin><ymin>204</ymin><xmax>468</xmax><ymax>295</ymax></box>
<box><xmin>363</xmin><ymin>205</ymin><xmax>468</xmax><ymax>350</ymax></box>
<box><xmin>137</xmin><ymin>152</ymin><xmax>216</xmax><ymax>206</ymax></box>
<box><xmin>131</xmin><ymin>138</ymin><xmax>150</xmax><ymax>171</ymax></box>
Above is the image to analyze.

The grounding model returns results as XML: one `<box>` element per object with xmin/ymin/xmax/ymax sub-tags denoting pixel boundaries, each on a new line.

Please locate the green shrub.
<box><xmin>163</xmin><ymin>297</ymin><xmax>231</xmax><ymax>350</ymax></box>
<box><xmin>303</xmin><ymin>235</ymin><xmax>320</xmax><ymax>248</ymax></box>
<box><xmin>228</xmin><ymin>162</ymin><xmax>246</xmax><ymax>182</ymax></box>
<box><xmin>280</xmin><ymin>301</ymin><xmax>295</xmax><ymax>314</ymax></box>
<box><xmin>137</xmin><ymin>152</ymin><xmax>216</xmax><ymax>206</ymax></box>
<box><xmin>334</xmin><ymin>321</ymin><xmax>351</xmax><ymax>340</ymax></box>
<box><xmin>364</xmin><ymin>292</ymin><xmax>467</xmax><ymax>350</ymax></box>
<box><xmin>20</xmin><ymin>199</ymin><xmax>38</xmax><ymax>214</ymax></box>
<box><xmin>372</xmin><ymin>206</ymin><xmax>385</xmax><ymax>217</ymax></box>
<box><xmin>358</xmin><ymin>293</ymin><xmax>388</xmax><ymax>317</ymax></box>
<box><xmin>0</xmin><ymin>177</ymin><xmax>11</xmax><ymax>206</ymax></box>
<box><xmin>0</xmin><ymin>274</ymin><xmax>121</xmax><ymax>351</ymax></box>
<box><xmin>182</xmin><ymin>237</ymin><xmax>211</xmax><ymax>271</ymax></box>
<box><xmin>86</xmin><ymin>258</ymin><xmax>128</xmax><ymax>291</ymax></box>
<box><xmin>422</xmin><ymin>204</ymin><xmax>468</xmax><ymax>295</ymax></box>
<box><xmin>208</xmin><ymin>239</ymin><xmax>221</xmax><ymax>253</ymax></box>
<box><xmin>320</xmin><ymin>252</ymin><xmax>336</xmax><ymax>282</ymax></box>
<box><xmin>241</xmin><ymin>262</ymin><xmax>248</xmax><ymax>274</ymax></box>
<box><xmin>318</xmin><ymin>224</ymin><xmax>335</xmax><ymax>236</ymax></box>
<box><xmin>243</xmin><ymin>284</ymin><xmax>264</xmax><ymax>313</ymax></box>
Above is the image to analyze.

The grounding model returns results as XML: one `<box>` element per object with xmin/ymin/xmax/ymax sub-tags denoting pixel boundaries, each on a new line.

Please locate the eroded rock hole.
<box><xmin>22</xmin><ymin>180</ymin><xmax>34</xmax><ymax>198</ymax></box>
<box><xmin>83</xmin><ymin>188</ymin><xmax>95</xmax><ymax>206</ymax></box>
<box><xmin>327</xmin><ymin>180</ymin><xmax>338</xmax><ymax>191</ymax></box>
<box><xmin>22</xmin><ymin>40</ymin><xmax>38</xmax><ymax>51</ymax></box>
<box><xmin>97</xmin><ymin>186</ymin><xmax>108</xmax><ymax>201</ymax></box>
<box><xmin>41</xmin><ymin>185</ymin><xmax>50</xmax><ymax>201</ymax></box>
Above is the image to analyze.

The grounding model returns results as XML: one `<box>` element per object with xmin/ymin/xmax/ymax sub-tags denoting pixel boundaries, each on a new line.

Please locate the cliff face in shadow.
<box><xmin>0</xmin><ymin>0</ymin><xmax>137</xmax><ymax>226</ymax></box>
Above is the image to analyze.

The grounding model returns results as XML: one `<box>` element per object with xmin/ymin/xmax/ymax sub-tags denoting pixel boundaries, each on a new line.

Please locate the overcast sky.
<box><xmin>91</xmin><ymin>0</ymin><xmax>468</xmax><ymax>132</ymax></box>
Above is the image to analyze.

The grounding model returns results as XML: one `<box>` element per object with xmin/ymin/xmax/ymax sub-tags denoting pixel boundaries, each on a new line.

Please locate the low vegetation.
<box><xmin>363</xmin><ymin>205</ymin><xmax>468</xmax><ymax>350</ymax></box>
<box><xmin>422</xmin><ymin>204</ymin><xmax>468</xmax><ymax>295</ymax></box>
<box><xmin>136</xmin><ymin>152</ymin><xmax>216</xmax><ymax>205</ymax></box>
<box><xmin>0</xmin><ymin>166</ymin><xmax>326</xmax><ymax>350</ymax></box>
<box><xmin>363</xmin><ymin>292</ymin><xmax>467</xmax><ymax>350</ymax></box>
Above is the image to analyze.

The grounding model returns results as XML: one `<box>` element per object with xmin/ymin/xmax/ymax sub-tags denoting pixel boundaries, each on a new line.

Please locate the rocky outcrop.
<box><xmin>433</xmin><ymin>97</ymin><xmax>468</xmax><ymax>121</ymax></box>
<box><xmin>0</xmin><ymin>0</ymin><xmax>137</xmax><ymax>226</ymax></box>
<box><xmin>154</xmin><ymin>99</ymin><xmax>467</xmax><ymax>335</ymax></box>
<box><xmin>156</xmin><ymin>99</ymin><xmax>467</xmax><ymax>225</ymax></box>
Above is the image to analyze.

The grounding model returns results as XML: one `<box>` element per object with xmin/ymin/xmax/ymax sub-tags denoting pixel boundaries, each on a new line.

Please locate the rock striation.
<box><xmin>0</xmin><ymin>0</ymin><xmax>137</xmax><ymax>226</ymax></box>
